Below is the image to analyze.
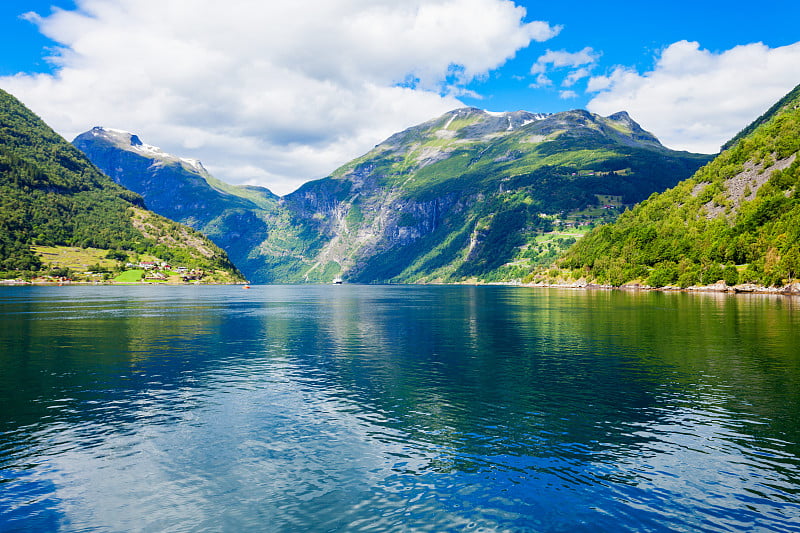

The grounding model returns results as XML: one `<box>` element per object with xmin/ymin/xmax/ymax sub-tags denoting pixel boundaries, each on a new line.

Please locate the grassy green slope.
<box><xmin>561</xmin><ymin>83</ymin><xmax>800</xmax><ymax>288</ymax></box>
<box><xmin>324</xmin><ymin>109</ymin><xmax>707</xmax><ymax>212</ymax></box>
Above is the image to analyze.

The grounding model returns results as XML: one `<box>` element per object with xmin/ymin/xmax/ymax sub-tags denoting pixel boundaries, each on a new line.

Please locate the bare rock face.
<box><xmin>782</xmin><ymin>282</ymin><xmax>800</xmax><ymax>294</ymax></box>
<box><xmin>702</xmin><ymin>154</ymin><xmax>797</xmax><ymax>220</ymax></box>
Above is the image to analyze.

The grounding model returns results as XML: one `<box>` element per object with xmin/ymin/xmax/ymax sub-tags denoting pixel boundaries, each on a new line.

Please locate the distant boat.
<box><xmin>332</xmin><ymin>278</ymin><xmax>343</xmax><ymax>285</ymax></box>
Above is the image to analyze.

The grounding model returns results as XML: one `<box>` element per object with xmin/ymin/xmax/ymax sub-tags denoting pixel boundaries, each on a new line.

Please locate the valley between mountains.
<box><xmin>72</xmin><ymin>107</ymin><xmax>709</xmax><ymax>284</ymax></box>
<box><xmin>3</xmin><ymin>82</ymin><xmax>800</xmax><ymax>290</ymax></box>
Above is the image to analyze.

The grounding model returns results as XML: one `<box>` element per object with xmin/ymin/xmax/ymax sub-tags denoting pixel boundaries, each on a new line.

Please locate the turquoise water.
<box><xmin>1</xmin><ymin>285</ymin><xmax>799</xmax><ymax>532</ymax></box>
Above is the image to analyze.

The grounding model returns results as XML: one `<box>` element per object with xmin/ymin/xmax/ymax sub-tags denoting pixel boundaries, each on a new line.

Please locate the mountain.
<box><xmin>560</xmin><ymin>83</ymin><xmax>800</xmax><ymax>288</ymax></box>
<box><xmin>274</xmin><ymin>107</ymin><xmax>710</xmax><ymax>283</ymax></box>
<box><xmin>0</xmin><ymin>88</ymin><xmax>244</xmax><ymax>283</ymax></box>
<box><xmin>72</xmin><ymin>127</ymin><xmax>287</xmax><ymax>279</ymax></box>
<box><xmin>75</xmin><ymin>108</ymin><xmax>711</xmax><ymax>283</ymax></box>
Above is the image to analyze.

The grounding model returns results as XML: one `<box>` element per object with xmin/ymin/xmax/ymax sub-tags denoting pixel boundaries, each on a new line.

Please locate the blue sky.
<box><xmin>462</xmin><ymin>1</ymin><xmax>800</xmax><ymax>112</ymax></box>
<box><xmin>1</xmin><ymin>1</ymin><xmax>86</xmax><ymax>77</ymax></box>
<box><xmin>2</xmin><ymin>0</ymin><xmax>799</xmax><ymax>194</ymax></box>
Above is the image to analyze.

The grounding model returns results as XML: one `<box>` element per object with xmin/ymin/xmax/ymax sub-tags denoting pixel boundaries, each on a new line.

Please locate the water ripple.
<box><xmin>2</xmin><ymin>286</ymin><xmax>800</xmax><ymax>531</ymax></box>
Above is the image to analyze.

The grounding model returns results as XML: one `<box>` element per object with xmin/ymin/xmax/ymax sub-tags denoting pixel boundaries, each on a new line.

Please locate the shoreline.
<box><xmin>515</xmin><ymin>279</ymin><xmax>800</xmax><ymax>296</ymax></box>
<box><xmin>0</xmin><ymin>280</ymin><xmax>244</xmax><ymax>286</ymax></box>
<box><xmin>3</xmin><ymin>278</ymin><xmax>799</xmax><ymax>296</ymax></box>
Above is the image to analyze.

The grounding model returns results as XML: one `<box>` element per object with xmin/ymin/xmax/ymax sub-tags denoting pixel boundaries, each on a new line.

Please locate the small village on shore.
<box><xmin>0</xmin><ymin>259</ymin><xmax>216</xmax><ymax>285</ymax></box>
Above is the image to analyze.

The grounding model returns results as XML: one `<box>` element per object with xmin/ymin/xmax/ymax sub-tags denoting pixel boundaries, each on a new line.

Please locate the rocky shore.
<box><xmin>521</xmin><ymin>279</ymin><xmax>800</xmax><ymax>295</ymax></box>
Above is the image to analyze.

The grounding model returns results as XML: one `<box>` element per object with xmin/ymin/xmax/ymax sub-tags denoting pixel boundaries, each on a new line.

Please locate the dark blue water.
<box><xmin>1</xmin><ymin>285</ymin><xmax>799</xmax><ymax>532</ymax></box>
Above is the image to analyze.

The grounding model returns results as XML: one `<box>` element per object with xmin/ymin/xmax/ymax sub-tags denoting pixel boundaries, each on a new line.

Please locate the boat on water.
<box><xmin>332</xmin><ymin>278</ymin><xmax>343</xmax><ymax>285</ymax></box>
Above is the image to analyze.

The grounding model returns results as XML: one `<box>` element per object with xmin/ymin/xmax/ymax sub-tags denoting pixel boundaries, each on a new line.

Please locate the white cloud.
<box><xmin>529</xmin><ymin>73</ymin><xmax>553</xmax><ymax>89</ymax></box>
<box><xmin>1</xmin><ymin>0</ymin><xmax>560</xmax><ymax>195</ymax></box>
<box><xmin>562</xmin><ymin>67</ymin><xmax>591</xmax><ymax>87</ymax></box>
<box><xmin>530</xmin><ymin>46</ymin><xmax>598</xmax><ymax>74</ymax></box>
<box><xmin>528</xmin><ymin>47</ymin><xmax>598</xmax><ymax>98</ymax></box>
<box><xmin>587</xmin><ymin>40</ymin><xmax>800</xmax><ymax>154</ymax></box>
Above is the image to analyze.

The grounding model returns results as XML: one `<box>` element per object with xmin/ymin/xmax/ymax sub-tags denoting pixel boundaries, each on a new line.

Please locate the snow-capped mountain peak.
<box><xmin>87</xmin><ymin>127</ymin><xmax>206</xmax><ymax>174</ymax></box>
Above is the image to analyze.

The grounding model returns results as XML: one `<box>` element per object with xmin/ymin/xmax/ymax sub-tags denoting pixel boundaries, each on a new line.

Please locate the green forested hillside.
<box><xmin>0</xmin><ymin>88</ymin><xmax>243</xmax><ymax>281</ymax></box>
<box><xmin>561</xmin><ymin>83</ymin><xmax>800</xmax><ymax>288</ymax></box>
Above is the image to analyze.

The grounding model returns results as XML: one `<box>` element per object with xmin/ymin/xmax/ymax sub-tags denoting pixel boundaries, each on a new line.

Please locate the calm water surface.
<box><xmin>1</xmin><ymin>285</ymin><xmax>799</xmax><ymax>532</ymax></box>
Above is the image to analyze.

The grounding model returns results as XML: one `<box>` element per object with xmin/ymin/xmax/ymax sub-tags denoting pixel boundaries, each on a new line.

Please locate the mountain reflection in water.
<box><xmin>1</xmin><ymin>285</ymin><xmax>799</xmax><ymax>532</ymax></box>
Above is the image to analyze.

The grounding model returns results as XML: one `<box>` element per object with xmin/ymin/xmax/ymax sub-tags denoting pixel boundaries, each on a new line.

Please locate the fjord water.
<box><xmin>1</xmin><ymin>286</ymin><xmax>799</xmax><ymax>532</ymax></box>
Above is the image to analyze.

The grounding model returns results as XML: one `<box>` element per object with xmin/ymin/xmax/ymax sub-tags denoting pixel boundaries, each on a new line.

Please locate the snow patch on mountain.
<box><xmin>482</xmin><ymin>110</ymin><xmax>551</xmax><ymax>131</ymax></box>
<box><xmin>89</xmin><ymin>127</ymin><xmax>206</xmax><ymax>174</ymax></box>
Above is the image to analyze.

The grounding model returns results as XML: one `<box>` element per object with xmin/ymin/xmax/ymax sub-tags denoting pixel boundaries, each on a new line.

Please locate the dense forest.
<box><xmin>560</xmin><ymin>83</ymin><xmax>800</xmax><ymax>288</ymax></box>
<box><xmin>0</xmin><ymin>88</ymin><xmax>242</xmax><ymax>280</ymax></box>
